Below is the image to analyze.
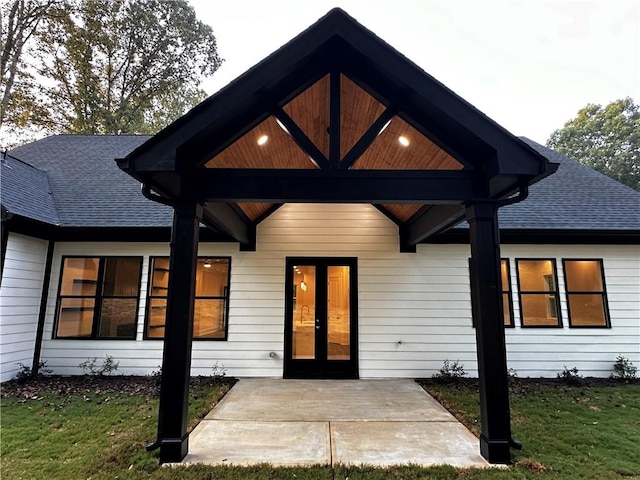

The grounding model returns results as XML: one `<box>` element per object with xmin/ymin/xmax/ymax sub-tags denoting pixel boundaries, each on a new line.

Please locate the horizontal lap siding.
<box><xmin>0</xmin><ymin>234</ymin><xmax>48</xmax><ymax>382</ymax></box>
<box><xmin>501</xmin><ymin>244</ymin><xmax>640</xmax><ymax>377</ymax></box>
<box><xmin>259</xmin><ymin>205</ymin><xmax>476</xmax><ymax>378</ymax></box>
<box><xmin>32</xmin><ymin>204</ymin><xmax>640</xmax><ymax>379</ymax></box>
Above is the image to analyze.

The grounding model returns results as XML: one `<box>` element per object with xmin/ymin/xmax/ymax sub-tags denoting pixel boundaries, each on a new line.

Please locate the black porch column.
<box><xmin>157</xmin><ymin>202</ymin><xmax>202</xmax><ymax>463</ymax></box>
<box><xmin>466</xmin><ymin>202</ymin><xmax>512</xmax><ymax>464</ymax></box>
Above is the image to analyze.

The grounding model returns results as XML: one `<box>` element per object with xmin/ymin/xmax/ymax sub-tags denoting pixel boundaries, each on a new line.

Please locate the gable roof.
<box><xmin>4</xmin><ymin>135</ymin><xmax>639</xmax><ymax>235</ymax></box>
<box><xmin>116</xmin><ymin>8</ymin><xmax>559</xmax><ymax>251</ymax></box>
<box><xmin>121</xmin><ymin>8</ymin><xmax>550</xmax><ymax>195</ymax></box>
<box><xmin>1</xmin><ymin>153</ymin><xmax>59</xmax><ymax>225</ymax></box>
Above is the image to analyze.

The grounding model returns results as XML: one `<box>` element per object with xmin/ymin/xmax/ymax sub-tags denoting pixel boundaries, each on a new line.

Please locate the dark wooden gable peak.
<box><xmin>117</xmin><ymin>8</ymin><xmax>555</xmax><ymax>251</ymax></box>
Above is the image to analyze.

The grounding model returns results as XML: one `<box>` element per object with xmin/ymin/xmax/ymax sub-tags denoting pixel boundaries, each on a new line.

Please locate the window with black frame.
<box><xmin>54</xmin><ymin>257</ymin><xmax>142</xmax><ymax>339</ymax></box>
<box><xmin>146</xmin><ymin>257</ymin><xmax>230</xmax><ymax>339</ymax></box>
<box><xmin>563</xmin><ymin>259</ymin><xmax>610</xmax><ymax>327</ymax></box>
<box><xmin>515</xmin><ymin>259</ymin><xmax>562</xmax><ymax>327</ymax></box>
<box><xmin>469</xmin><ymin>258</ymin><xmax>514</xmax><ymax>327</ymax></box>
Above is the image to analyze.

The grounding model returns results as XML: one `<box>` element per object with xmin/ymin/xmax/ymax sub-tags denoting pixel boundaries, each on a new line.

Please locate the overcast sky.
<box><xmin>189</xmin><ymin>0</ymin><xmax>639</xmax><ymax>144</ymax></box>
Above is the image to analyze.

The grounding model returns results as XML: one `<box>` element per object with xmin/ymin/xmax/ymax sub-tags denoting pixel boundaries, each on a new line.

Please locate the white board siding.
<box><xmin>32</xmin><ymin>204</ymin><xmax>640</xmax><ymax>379</ymax></box>
<box><xmin>501</xmin><ymin>244</ymin><xmax>640</xmax><ymax>377</ymax></box>
<box><xmin>0</xmin><ymin>233</ymin><xmax>48</xmax><ymax>382</ymax></box>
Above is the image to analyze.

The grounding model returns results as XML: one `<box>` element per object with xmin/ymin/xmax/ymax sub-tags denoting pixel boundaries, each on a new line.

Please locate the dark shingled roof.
<box><xmin>499</xmin><ymin>138</ymin><xmax>640</xmax><ymax>230</ymax></box>
<box><xmin>9</xmin><ymin>134</ymin><xmax>173</xmax><ymax>227</ymax></box>
<box><xmin>4</xmin><ymin>134</ymin><xmax>639</xmax><ymax>232</ymax></box>
<box><xmin>1</xmin><ymin>153</ymin><xmax>60</xmax><ymax>225</ymax></box>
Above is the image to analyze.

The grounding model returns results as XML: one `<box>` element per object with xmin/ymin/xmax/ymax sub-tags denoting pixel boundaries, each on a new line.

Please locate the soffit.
<box><xmin>237</xmin><ymin>203</ymin><xmax>274</xmax><ymax>221</ymax></box>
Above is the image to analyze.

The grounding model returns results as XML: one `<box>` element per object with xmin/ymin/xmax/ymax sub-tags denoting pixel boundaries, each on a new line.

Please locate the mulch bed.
<box><xmin>417</xmin><ymin>376</ymin><xmax>636</xmax><ymax>396</ymax></box>
<box><xmin>2</xmin><ymin>375</ymin><xmax>634</xmax><ymax>402</ymax></box>
<box><xmin>1</xmin><ymin>375</ymin><xmax>236</xmax><ymax>401</ymax></box>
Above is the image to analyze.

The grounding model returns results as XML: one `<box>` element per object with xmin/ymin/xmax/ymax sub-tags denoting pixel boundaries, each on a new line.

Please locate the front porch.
<box><xmin>183</xmin><ymin>378</ymin><xmax>488</xmax><ymax>468</ymax></box>
<box><xmin>118</xmin><ymin>8</ymin><xmax>555</xmax><ymax>464</ymax></box>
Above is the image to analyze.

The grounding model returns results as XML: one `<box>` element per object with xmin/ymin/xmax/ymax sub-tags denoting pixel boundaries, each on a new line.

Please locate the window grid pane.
<box><xmin>146</xmin><ymin>257</ymin><xmax>230</xmax><ymax>340</ymax></box>
<box><xmin>563</xmin><ymin>260</ymin><xmax>609</xmax><ymax>327</ymax></box>
<box><xmin>501</xmin><ymin>260</ymin><xmax>513</xmax><ymax>327</ymax></box>
<box><xmin>56</xmin><ymin>298</ymin><xmax>95</xmax><ymax>337</ymax></box>
<box><xmin>55</xmin><ymin>257</ymin><xmax>141</xmax><ymax>339</ymax></box>
<box><xmin>516</xmin><ymin>259</ymin><xmax>561</xmax><ymax>327</ymax></box>
<box><xmin>60</xmin><ymin>257</ymin><xmax>99</xmax><ymax>296</ymax></box>
<box><xmin>468</xmin><ymin>258</ymin><xmax>513</xmax><ymax>328</ymax></box>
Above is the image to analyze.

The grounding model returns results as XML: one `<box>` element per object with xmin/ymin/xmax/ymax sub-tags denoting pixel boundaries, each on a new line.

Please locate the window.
<box><xmin>516</xmin><ymin>259</ymin><xmax>562</xmax><ymax>327</ymax></box>
<box><xmin>501</xmin><ymin>260</ymin><xmax>514</xmax><ymax>327</ymax></box>
<box><xmin>468</xmin><ymin>258</ymin><xmax>514</xmax><ymax>327</ymax></box>
<box><xmin>146</xmin><ymin>257</ymin><xmax>230</xmax><ymax>340</ymax></box>
<box><xmin>563</xmin><ymin>259</ymin><xmax>610</xmax><ymax>327</ymax></box>
<box><xmin>55</xmin><ymin>257</ymin><xmax>142</xmax><ymax>339</ymax></box>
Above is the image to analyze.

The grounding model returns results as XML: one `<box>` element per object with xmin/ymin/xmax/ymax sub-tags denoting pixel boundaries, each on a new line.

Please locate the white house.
<box><xmin>1</xmin><ymin>8</ymin><xmax>638</xmax><ymax>464</ymax></box>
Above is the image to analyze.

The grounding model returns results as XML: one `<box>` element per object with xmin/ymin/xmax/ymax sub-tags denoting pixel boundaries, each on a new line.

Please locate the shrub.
<box><xmin>211</xmin><ymin>362</ymin><xmax>227</xmax><ymax>384</ymax></box>
<box><xmin>610</xmin><ymin>355</ymin><xmax>637</xmax><ymax>380</ymax></box>
<box><xmin>557</xmin><ymin>366</ymin><xmax>586</xmax><ymax>386</ymax></box>
<box><xmin>432</xmin><ymin>360</ymin><xmax>467</xmax><ymax>384</ymax></box>
<box><xmin>79</xmin><ymin>355</ymin><xmax>119</xmax><ymax>376</ymax></box>
<box><xmin>14</xmin><ymin>361</ymin><xmax>52</xmax><ymax>383</ymax></box>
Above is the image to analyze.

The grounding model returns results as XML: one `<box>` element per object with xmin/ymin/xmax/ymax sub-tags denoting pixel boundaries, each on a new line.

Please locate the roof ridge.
<box><xmin>519</xmin><ymin>137</ymin><xmax>640</xmax><ymax>196</ymax></box>
<box><xmin>1</xmin><ymin>153</ymin><xmax>62</xmax><ymax>225</ymax></box>
<box><xmin>1</xmin><ymin>152</ymin><xmax>45</xmax><ymax>172</ymax></box>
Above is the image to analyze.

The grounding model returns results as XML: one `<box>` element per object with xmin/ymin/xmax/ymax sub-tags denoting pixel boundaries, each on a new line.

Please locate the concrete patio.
<box><xmin>182</xmin><ymin>379</ymin><xmax>488</xmax><ymax>468</ymax></box>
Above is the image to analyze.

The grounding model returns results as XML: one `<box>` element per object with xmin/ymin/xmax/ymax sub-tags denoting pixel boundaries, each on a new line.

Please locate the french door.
<box><xmin>284</xmin><ymin>257</ymin><xmax>358</xmax><ymax>379</ymax></box>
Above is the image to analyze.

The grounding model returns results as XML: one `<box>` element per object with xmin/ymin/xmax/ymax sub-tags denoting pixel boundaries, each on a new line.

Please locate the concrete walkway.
<box><xmin>183</xmin><ymin>379</ymin><xmax>488</xmax><ymax>468</ymax></box>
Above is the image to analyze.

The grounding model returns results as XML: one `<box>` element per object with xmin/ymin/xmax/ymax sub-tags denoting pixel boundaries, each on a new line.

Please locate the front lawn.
<box><xmin>423</xmin><ymin>379</ymin><xmax>640</xmax><ymax>479</ymax></box>
<box><xmin>1</xmin><ymin>376</ymin><xmax>638</xmax><ymax>479</ymax></box>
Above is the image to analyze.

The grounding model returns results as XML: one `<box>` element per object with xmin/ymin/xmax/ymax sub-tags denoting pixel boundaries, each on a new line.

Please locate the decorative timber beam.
<box><xmin>272</xmin><ymin>107</ymin><xmax>331</xmax><ymax>169</ymax></box>
<box><xmin>400</xmin><ymin>204</ymin><xmax>466</xmax><ymax>251</ymax></box>
<box><xmin>196</xmin><ymin>169</ymin><xmax>475</xmax><ymax>203</ymax></box>
<box><xmin>202</xmin><ymin>202</ymin><xmax>255</xmax><ymax>249</ymax></box>
<box><xmin>340</xmin><ymin>107</ymin><xmax>396</xmax><ymax>170</ymax></box>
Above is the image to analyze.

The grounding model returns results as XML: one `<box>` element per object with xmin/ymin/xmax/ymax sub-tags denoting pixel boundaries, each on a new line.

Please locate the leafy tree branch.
<box><xmin>547</xmin><ymin>98</ymin><xmax>640</xmax><ymax>191</ymax></box>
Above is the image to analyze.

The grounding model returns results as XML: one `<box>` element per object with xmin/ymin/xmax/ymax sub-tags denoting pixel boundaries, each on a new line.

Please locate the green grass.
<box><xmin>426</xmin><ymin>381</ymin><xmax>640</xmax><ymax>479</ymax></box>
<box><xmin>1</xmin><ymin>379</ymin><xmax>639</xmax><ymax>479</ymax></box>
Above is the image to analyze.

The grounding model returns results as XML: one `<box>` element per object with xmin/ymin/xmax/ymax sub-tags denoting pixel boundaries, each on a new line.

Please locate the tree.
<box><xmin>547</xmin><ymin>98</ymin><xmax>640</xmax><ymax>191</ymax></box>
<box><xmin>0</xmin><ymin>0</ymin><xmax>62</xmax><ymax>130</ymax></box>
<box><xmin>1</xmin><ymin>0</ymin><xmax>222</xmax><ymax>138</ymax></box>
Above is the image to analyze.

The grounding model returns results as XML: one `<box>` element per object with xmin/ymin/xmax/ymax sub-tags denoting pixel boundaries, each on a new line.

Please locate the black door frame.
<box><xmin>283</xmin><ymin>257</ymin><xmax>358</xmax><ymax>379</ymax></box>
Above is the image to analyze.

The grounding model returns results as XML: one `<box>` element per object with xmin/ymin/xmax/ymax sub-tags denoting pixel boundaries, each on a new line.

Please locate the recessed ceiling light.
<box><xmin>398</xmin><ymin>136</ymin><xmax>410</xmax><ymax>147</ymax></box>
<box><xmin>257</xmin><ymin>135</ymin><xmax>269</xmax><ymax>146</ymax></box>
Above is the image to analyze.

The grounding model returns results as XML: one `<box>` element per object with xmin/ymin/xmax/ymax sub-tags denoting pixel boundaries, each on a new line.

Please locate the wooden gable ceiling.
<box><xmin>283</xmin><ymin>74</ymin><xmax>330</xmax><ymax>158</ymax></box>
<box><xmin>205</xmin><ymin>116</ymin><xmax>317</xmax><ymax>170</ymax></box>
<box><xmin>352</xmin><ymin>116</ymin><xmax>462</xmax><ymax>171</ymax></box>
<box><xmin>204</xmin><ymin>74</ymin><xmax>464</xmax><ymax>223</ymax></box>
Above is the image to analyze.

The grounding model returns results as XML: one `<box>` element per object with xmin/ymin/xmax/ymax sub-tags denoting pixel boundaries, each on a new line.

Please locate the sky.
<box><xmin>189</xmin><ymin>0</ymin><xmax>639</xmax><ymax>145</ymax></box>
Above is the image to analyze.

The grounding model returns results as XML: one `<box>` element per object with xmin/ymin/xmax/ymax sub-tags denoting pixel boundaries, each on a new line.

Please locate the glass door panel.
<box><xmin>292</xmin><ymin>265</ymin><xmax>316</xmax><ymax>359</ymax></box>
<box><xmin>285</xmin><ymin>257</ymin><xmax>357</xmax><ymax>379</ymax></box>
<box><xmin>327</xmin><ymin>266</ymin><xmax>350</xmax><ymax>360</ymax></box>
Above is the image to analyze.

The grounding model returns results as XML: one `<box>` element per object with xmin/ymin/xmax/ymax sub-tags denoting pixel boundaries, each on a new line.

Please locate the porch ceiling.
<box><xmin>205</xmin><ymin>74</ymin><xmax>464</xmax><ymax>223</ymax></box>
<box><xmin>117</xmin><ymin>8</ymin><xmax>555</xmax><ymax>250</ymax></box>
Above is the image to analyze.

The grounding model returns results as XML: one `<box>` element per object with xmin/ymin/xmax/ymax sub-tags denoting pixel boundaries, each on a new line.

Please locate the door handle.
<box><xmin>315</xmin><ymin>319</ymin><xmax>320</xmax><ymax>330</ymax></box>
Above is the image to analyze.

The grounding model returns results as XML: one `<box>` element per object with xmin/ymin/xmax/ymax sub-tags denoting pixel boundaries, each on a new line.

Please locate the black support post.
<box><xmin>466</xmin><ymin>202</ymin><xmax>513</xmax><ymax>464</ymax></box>
<box><xmin>157</xmin><ymin>202</ymin><xmax>202</xmax><ymax>463</ymax></box>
